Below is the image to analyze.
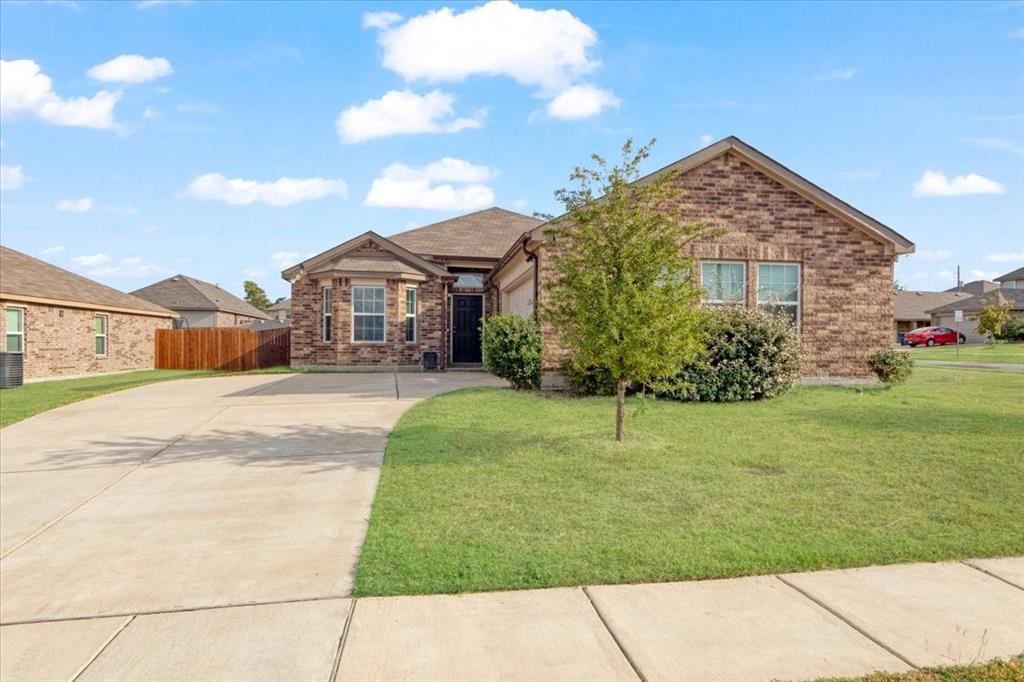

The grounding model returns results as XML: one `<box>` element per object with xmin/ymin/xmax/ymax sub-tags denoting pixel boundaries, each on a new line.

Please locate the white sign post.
<box><xmin>954</xmin><ymin>310</ymin><xmax>963</xmax><ymax>360</ymax></box>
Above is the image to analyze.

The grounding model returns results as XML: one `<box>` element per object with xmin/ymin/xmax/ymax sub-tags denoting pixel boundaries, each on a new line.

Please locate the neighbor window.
<box><xmin>353</xmin><ymin>286</ymin><xmax>385</xmax><ymax>342</ymax></box>
<box><xmin>757</xmin><ymin>263</ymin><xmax>800</xmax><ymax>328</ymax></box>
<box><xmin>700</xmin><ymin>262</ymin><xmax>746</xmax><ymax>303</ymax></box>
<box><xmin>5</xmin><ymin>307</ymin><xmax>24</xmax><ymax>353</ymax></box>
<box><xmin>322</xmin><ymin>287</ymin><xmax>332</xmax><ymax>342</ymax></box>
<box><xmin>405</xmin><ymin>287</ymin><xmax>417</xmax><ymax>343</ymax></box>
<box><xmin>94</xmin><ymin>314</ymin><xmax>108</xmax><ymax>356</ymax></box>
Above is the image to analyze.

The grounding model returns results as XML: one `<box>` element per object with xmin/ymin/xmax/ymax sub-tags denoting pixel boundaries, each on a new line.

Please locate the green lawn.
<box><xmin>355</xmin><ymin>367</ymin><xmax>1024</xmax><ymax>597</ymax></box>
<box><xmin>905</xmin><ymin>342</ymin><xmax>1023</xmax><ymax>365</ymax></box>
<box><xmin>823</xmin><ymin>656</ymin><xmax>1022</xmax><ymax>682</ymax></box>
<box><xmin>0</xmin><ymin>366</ymin><xmax>294</xmax><ymax>429</ymax></box>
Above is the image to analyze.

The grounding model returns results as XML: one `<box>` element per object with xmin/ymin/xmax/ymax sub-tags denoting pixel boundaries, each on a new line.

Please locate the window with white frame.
<box><xmin>5</xmin><ymin>307</ymin><xmax>24</xmax><ymax>353</ymax></box>
<box><xmin>405</xmin><ymin>286</ymin><xmax>417</xmax><ymax>342</ymax></box>
<box><xmin>757</xmin><ymin>263</ymin><xmax>800</xmax><ymax>327</ymax></box>
<box><xmin>322</xmin><ymin>287</ymin><xmax>332</xmax><ymax>342</ymax></box>
<box><xmin>94</xmin><ymin>314</ymin><xmax>108</xmax><ymax>356</ymax></box>
<box><xmin>700</xmin><ymin>261</ymin><xmax>746</xmax><ymax>303</ymax></box>
<box><xmin>353</xmin><ymin>286</ymin><xmax>385</xmax><ymax>342</ymax></box>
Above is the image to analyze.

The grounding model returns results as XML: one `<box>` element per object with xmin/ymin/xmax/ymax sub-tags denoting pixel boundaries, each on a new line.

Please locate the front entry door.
<box><xmin>452</xmin><ymin>295</ymin><xmax>483</xmax><ymax>364</ymax></box>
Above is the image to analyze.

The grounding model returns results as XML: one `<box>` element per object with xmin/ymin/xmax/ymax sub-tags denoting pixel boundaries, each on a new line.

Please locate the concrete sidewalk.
<box><xmin>915</xmin><ymin>359</ymin><xmax>1024</xmax><ymax>372</ymax></box>
<box><xmin>2</xmin><ymin>557</ymin><xmax>1020</xmax><ymax>681</ymax></box>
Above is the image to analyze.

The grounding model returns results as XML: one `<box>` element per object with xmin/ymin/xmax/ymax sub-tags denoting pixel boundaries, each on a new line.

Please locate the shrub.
<box><xmin>562</xmin><ymin>358</ymin><xmax>617</xmax><ymax>396</ymax></box>
<box><xmin>481</xmin><ymin>314</ymin><xmax>542</xmax><ymax>390</ymax></box>
<box><xmin>977</xmin><ymin>303</ymin><xmax>1014</xmax><ymax>341</ymax></box>
<box><xmin>868</xmin><ymin>348</ymin><xmax>914</xmax><ymax>387</ymax></box>
<box><xmin>666</xmin><ymin>307</ymin><xmax>802</xmax><ymax>402</ymax></box>
<box><xmin>996</xmin><ymin>315</ymin><xmax>1024</xmax><ymax>342</ymax></box>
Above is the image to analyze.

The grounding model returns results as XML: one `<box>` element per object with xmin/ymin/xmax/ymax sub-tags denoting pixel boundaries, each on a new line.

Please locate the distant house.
<box><xmin>894</xmin><ymin>290</ymin><xmax>971</xmax><ymax>336</ymax></box>
<box><xmin>927</xmin><ymin>289</ymin><xmax>1024</xmax><ymax>342</ymax></box>
<box><xmin>0</xmin><ymin>246</ymin><xmax>175</xmax><ymax>381</ymax></box>
<box><xmin>944</xmin><ymin>280</ymin><xmax>998</xmax><ymax>295</ymax></box>
<box><xmin>132</xmin><ymin>275</ymin><xmax>271</xmax><ymax>327</ymax></box>
<box><xmin>267</xmin><ymin>297</ymin><xmax>291</xmax><ymax>323</ymax></box>
<box><xmin>995</xmin><ymin>266</ymin><xmax>1024</xmax><ymax>290</ymax></box>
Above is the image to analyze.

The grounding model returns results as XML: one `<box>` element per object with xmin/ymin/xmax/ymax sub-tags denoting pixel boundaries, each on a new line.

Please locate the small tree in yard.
<box><xmin>544</xmin><ymin>138</ymin><xmax>713</xmax><ymax>441</ymax></box>
<box><xmin>977</xmin><ymin>302</ymin><xmax>1013</xmax><ymax>342</ymax></box>
<box><xmin>243</xmin><ymin>280</ymin><xmax>271</xmax><ymax>312</ymax></box>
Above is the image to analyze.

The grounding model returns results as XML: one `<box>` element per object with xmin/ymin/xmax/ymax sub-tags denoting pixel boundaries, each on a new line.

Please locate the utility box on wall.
<box><xmin>422</xmin><ymin>351</ymin><xmax>438</xmax><ymax>371</ymax></box>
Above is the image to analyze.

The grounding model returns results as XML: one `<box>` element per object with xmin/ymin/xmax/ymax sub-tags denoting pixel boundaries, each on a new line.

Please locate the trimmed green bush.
<box><xmin>868</xmin><ymin>347</ymin><xmax>914</xmax><ymax>387</ymax></box>
<box><xmin>482</xmin><ymin>314</ymin><xmax>542</xmax><ymax>390</ymax></box>
<box><xmin>667</xmin><ymin>307</ymin><xmax>802</xmax><ymax>402</ymax></box>
<box><xmin>562</xmin><ymin>358</ymin><xmax>617</xmax><ymax>396</ymax></box>
<box><xmin>996</xmin><ymin>316</ymin><xmax>1024</xmax><ymax>342</ymax></box>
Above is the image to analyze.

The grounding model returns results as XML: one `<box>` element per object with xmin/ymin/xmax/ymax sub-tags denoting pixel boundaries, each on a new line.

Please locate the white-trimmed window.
<box><xmin>322</xmin><ymin>287</ymin><xmax>332</xmax><ymax>342</ymax></box>
<box><xmin>5</xmin><ymin>307</ymin><xmax>24</xmax><ymax>353</ymax></box>
<box><xmin>94</xmin><ymin>314</ymin><xmax>108</xmax><ymax>356</ymax></box>
<box><xmin>353</xmin><ymin>286</ymin><xmax>385</xmax><ymax>342</ymax></box>
<box><xmin>700</xmin><ymin>261</ymin><xmax>746</xmax><ymax>303</ymax></box>
<box><xmin>757</xmin><ymin>263</ymin><xmax>800</xmax><ymax>328</ymax></box>
<box><xmin>405</xmin><ymin>286</ymin><xmax>417</xmax><ymax>343</ymax></box>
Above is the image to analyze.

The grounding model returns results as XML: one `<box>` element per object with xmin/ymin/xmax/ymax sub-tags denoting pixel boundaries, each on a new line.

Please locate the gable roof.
<box><xmin>894</xmin><ymin>290</ymin><xmax>970</xmax><ymax>321</ymax></box>
<box><xmin>0</xmin><ymin>245</ymin><xmax>175</xmax><ymax>317</ymax></box>
<box><xmin>995</xmin><ymin>266</ymin><xmax>1024</xmax><ymax>282</ymax></box>
<box><xmin>522</xmin><ymin>136</ymin><xmax>914</xmax><ymax>255</ymax></box>
<box><xmin>387</xmin><ymin>207</ymin><xmax>543</xmax><ymax>260</ymax></box>
<box><xmin>132</xmin><ymin>275</ymin><xmax>270</xmax><ymax>319</ymax></box>
<box><xmin>281</xmin><ymin>231</ymin><xmax>454</xmax><ymax>282</ymax></box>
<box><xmin>927</xmin><ymin>288</ymin><xmax>1024</xmax><ymax>315</ymax></box>
<box><xmin>267</xmin><ymin>297</ymin><xmax>291</xmax><ymax>312</ymax></box>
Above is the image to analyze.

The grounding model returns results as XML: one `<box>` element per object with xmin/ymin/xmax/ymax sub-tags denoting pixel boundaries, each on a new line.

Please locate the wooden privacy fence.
<box><xmin>155</xmin><ymin>327</ymin><xmax>290</xmax><ymax>371</ymax></box>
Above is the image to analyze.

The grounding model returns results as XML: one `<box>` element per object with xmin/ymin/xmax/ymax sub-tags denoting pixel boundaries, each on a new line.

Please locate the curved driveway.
<box><xmin>0</xmin><ymin>371</ymin><xmax>501</xmax><ymax>680</ymax></box>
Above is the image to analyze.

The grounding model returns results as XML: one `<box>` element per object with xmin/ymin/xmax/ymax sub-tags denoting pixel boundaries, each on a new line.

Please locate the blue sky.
<box><xmin>1</xmin><ymin>0</ymin><xmax>1022</xmax><ymax>301</ymax></box>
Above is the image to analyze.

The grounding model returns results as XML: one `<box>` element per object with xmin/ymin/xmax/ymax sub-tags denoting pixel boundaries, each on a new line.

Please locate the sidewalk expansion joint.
<box><xmin>330</xmin><ymin>598</ymin><xmax>357</xmax><ymax>682</ymax></box>
<box><xmin>393</xmin><ymin>373</ymin><xmax>400</xmax><ymax>400</ymax></box>
<box><xmin>961</xmin><ymin>560</ymin><xmax>1023</xmax><ymax>591</ymax></box>
<box><xmin>69</xmin><ymin>614</ymin><xmax>134</xmax><ymax>682</ymax></box>
<box><xmin>582</xmin><ymin>586</ymin><xmax>648</xmax><ymax>682</ymax></box>
<box><xmin>774</xmin><ymin>574</ymin><xmax>920</xmax><ymax>670</ymax></box>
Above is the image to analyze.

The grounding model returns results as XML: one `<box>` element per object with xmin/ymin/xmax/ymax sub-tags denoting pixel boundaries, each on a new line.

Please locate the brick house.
<box><xmin>0</xmin><ymin>246</ymin><xmax>176</xmax><ymax>381</ymax></box>
<box><xmin>132</xmin><ymin>274</ymin><xmax>271</xmax><ymax>327</ymax></box>
<box><xmin>286</xmin><ymin>137</ymin><xmax>914</xmax><ymax>377</ymax></box>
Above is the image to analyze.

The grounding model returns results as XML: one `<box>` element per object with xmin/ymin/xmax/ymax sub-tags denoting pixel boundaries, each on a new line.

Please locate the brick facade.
<box><xmin>0</xmin><ymin>300</ymin><xmax>172</xmax><ymax>381</ymax></box>
<box><xmin>533</xmin><ymin>151</ymin><xmax>895</xmax><ymax>378</ymax></box>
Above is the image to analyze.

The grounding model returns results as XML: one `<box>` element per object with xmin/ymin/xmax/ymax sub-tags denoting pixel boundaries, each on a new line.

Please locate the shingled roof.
<box><xmin>927</xmin><ymin>288</ymin><xmax>1024</xmax><ymax>315</ymax></box>
<box><xmin>132</xmin><ymin>275</ymin><xmax>270</xmax><ymax>319</ymax></box>
<box><xmin>0</xmin><ymin>245</ymin><xmax>174</xmax><ymax>317</ymax></box>
<box><xmin>387</xmin><ymin>207</ymin><xmax>543</xmax><ymax>260</ymax></box>
<box><xmin>995</xmin><ymin>266</ymin><xmax>1024</xmax><ymax>282</ymax></box>
<box><xmin>894</xmin><ymin>290</ymin><xmax>971</xmax><ymax>321</ymax></box>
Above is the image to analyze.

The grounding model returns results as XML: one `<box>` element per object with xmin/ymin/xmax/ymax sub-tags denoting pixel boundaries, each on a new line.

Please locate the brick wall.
<box><xmin>535</xmin><ymin>152</ymin><xmax>896</xmax><ymax>378</ymax></box>
<box><xmin>215</xmin><ymin>311</ymin><xmax>265</xmax><ymax>327</ymax></box>
<box><xmin>0</xmin><ymin>300</ymin><xmax>172</xmax><ymax>380</ymax></box>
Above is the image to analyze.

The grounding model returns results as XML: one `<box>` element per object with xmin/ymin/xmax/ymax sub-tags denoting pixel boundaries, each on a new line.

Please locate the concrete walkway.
<box><xmin>914</xmin><ymin>359</ymin><xmax>1023</xmax><ymax>372</ymax></box>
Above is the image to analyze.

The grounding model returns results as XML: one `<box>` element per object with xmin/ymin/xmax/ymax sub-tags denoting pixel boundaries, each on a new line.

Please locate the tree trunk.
<box><xmin>615</xmin><ymin>376</ymin><xmax>626</xmax><ymax>442</ymax></box>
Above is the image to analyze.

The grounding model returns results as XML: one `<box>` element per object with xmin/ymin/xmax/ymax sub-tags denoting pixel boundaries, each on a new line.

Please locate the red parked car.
<box><xmin>904</xmin><ymin>326</ymin><xmax>966</xmax><ymax>347</ymax></box>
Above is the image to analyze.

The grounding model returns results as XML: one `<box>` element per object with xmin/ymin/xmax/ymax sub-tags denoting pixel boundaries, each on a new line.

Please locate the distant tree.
<box><xmin>544</xmin><ymin>138</ymin><xmax>714</xmax><ymax>442</ymax></box>
<box><xmin>977</xmin><ymin>302</ymin><xmax>1013</xmax><ymax>342</ymax></box>
<box><xmin>243</xmin><ymin>280</ymin><xmax>271</xmax><ymax>312</ymax></box>
<box><xmin>892</xmin><ymin>280</ymin><xmax>905</xmax><ymax>293</ymax></box>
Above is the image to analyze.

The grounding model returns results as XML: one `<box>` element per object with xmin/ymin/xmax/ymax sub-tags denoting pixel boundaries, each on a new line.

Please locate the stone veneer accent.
<box><xmin>0</xmin><ymin>300</ymin><xmax>171</xmax><ymax>381</ymax></box>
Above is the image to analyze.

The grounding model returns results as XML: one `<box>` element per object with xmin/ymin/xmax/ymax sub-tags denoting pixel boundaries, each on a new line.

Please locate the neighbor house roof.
<box><xmin>927</xmin><ymin>289</ymin><xmax>1024</xmax><ymax>315</ymax></box>
<box><xmin>520</xmin><ymin>136</ymin><xmax>915</xmax><ymax>255</ymax></box>
<box><xmin>0</xmin><ymin>245</ymin><xmax>175</xmax><ymax>318</ymax></box>
<box><xmin>894</xmin><ymin>290</ymin><xmax>971</xmax><ymax>321</ymax></box>
<box><xmin>387</xmin><ymin>207</ymin><xmax>543</xmax><ymax>260</ymax></box>
<box><xmin>995</xmin><ymin>266</ymin><xmax>1024</xmax><ymax>282</ymax></box>
<box><xmin>267</xmin><ymin>297</ymin><xmax>291</xmax><ymax>312</ymax></box>
<box><xmin>944</xmin><ymin>280</ymin><xmax>999</xmax><ymax>295</ymax></box>
<box><xmin>132</xmin><ymin>275</ymin><xmax>270</xmax><ymax>319</ymax></box>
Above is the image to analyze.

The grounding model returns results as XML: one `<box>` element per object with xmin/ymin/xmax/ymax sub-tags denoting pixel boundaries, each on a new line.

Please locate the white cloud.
<box><xmin>1</xmin><ymin>59</ymin><xmax>121</xmax><ymax>130</ymax></box>
<box><xmin>698</xmin><ymin>133</ymin><xmax>713</xmax><ymax>146</ymax></box>
<box><xmin>371</xmin><ymin>1</ymin><xmax>599</xmax><ymax>93</ymax></box>
<box><xmin>89</xmin><ymin>256</ymin><xmax>170</xmax><ymax>278</ymax></box>
<box><xmin>41</xmin><ymin>245</ymin><xmax>64</xmax><ymax>256</ymax></box>
<box><xmin>72</xmin><ymin>253</ymin><xmax>110</xmax><ymax>266</ymax></box>
<box><xmin>836</xmin><ymin>168</ymin><xmax>881</xmax><ymax>181</ymax></box>
<box><xmin>362</xmin><ymin>10</ymin><xmax>402</xmax><ymax>29</ymax></box>
<box><xmin>336</xmin><ymin>90</ymin><xmax>483</xmax><ymax>143</ymax></box>
<box><xmin>816</xmin><ymin>68</ymin><xmax>858</xmax><ymax>81</ymax></box>
<box><xmin>186</xmin><ymin>173</ymin><xmax>348</xmax><ymax>207</ymax></box>
<box><xmin>546</xmin><ymin>84</ymin><xmax>620</xmax><ymax>120</ymax></box>
<box><xmin>271</xmin><ymin>251</ymin><xmax>300</xmax><ymax>269</ymax></box>
<box><xmin>908</xmin><ymin>249</ymin><xmax>954</xmax><ymax>261</ymax></box>
<box><xmin>142</xmin><ymin>106</ymin><xmax>162</xmax><ymax>120</ymax></box>
<box><xmin>912</xmin><ymin>170</ymin><xmax>1005</xmax><ymax>197</ymax></box>
<box><xmin>986</xmin><ymin>252</ymin><xmax>1024</xmax><ymax>264</ymax></box>
<box><xmin>87</xmin><ymin>55</ymin><xmax>173</xmax><ymax>84</ymax></box>
<box><xmin>512</xmin><ymin>197</ymin><xmax>528</xmax><ymax>210</ymax></box>
<box><xmin>969</xmin><ymin>269</ymin><xmax>1000</xmax><ymax>281</ymax></box>
<box><xmin>55</xmin><ymin>197</ymin><xmax>93</xmax><ymax>212</ymax></box>
<box><xmin>0</xmin><ymin>164</ymin><xmax>25</xmax><ymax>190</ymax></box>
<box><xmin>365</xmin><ymin>157</ymin><xmax>496</xmax><ymax>210</ymax></box>
<box><xmin>965</xmin><ymin>137</ymin><xmax>1024</xmax><ymax>154</ymax></box>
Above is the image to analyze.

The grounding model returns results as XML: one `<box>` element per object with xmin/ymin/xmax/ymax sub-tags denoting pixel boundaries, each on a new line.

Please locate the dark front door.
<box><xmin>452</xmin><ymin>295</ymin><xmax>483</xmax><ymax>364</ymax></box>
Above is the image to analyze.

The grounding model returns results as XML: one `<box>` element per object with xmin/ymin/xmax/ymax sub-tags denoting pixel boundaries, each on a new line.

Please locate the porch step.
<box><xmin>448</xmin><ymin>363</ymin><xmax>485</xmax><ymax>371</ymax></box>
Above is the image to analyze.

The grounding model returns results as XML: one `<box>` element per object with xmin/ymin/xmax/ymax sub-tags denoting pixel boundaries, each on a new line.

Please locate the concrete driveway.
<box><xmin>0</xmin><ymin>371</ymin><xmax>501</xmax><ymax>681</ymax></box>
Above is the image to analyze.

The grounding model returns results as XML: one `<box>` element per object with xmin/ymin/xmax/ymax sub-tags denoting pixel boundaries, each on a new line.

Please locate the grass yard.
<box><xmin>355</xmin><ymin>367</ymin><xmax>1024</xmax><ymax>597</ymax></box>
<box><xmin>0</xmin><ymin>366</ymin><xmax>294</xmax><ymax>429</ymax></box>
<box><xmin>905</xmin><ymin>342</ymin><xmax>1023</xmax><ymax>365</ymax></box>
<box><xmin>824</xmin><ymin>656</ymin><xmax>1022</xmax><ymax>682</ymax></box>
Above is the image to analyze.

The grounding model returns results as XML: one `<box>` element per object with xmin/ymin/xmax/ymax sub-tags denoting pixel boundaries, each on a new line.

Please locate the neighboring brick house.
<box><xmin>994</xmin><ymin>266</ymin><xmax>1024</xmax><ymax>290</ymax></box>
<box><xmin>132</xmin><ymin>275</ymin><xmax>271</xmax><ymax>327</ymax></box>
<box><xmin>0</xmin><ymin>245</ymin><xmax>175</xmax><ymax>381</ymax></box>
<box><xmin>282</xmin><ymin>208</ymin><xmax>541</xmax><ymax>370</ymax></box>
<box><xmin>268</xmin><ymin>297</ymin><xmax>292</xmax><ymax>322</ymax></box>
<box><xmin>927</xmin><ymin>288</ymin><xmax>1024</xmax><ymax>343</ymax></box>
<box><xmin>894</xmin><ymin>290</ymin><xmax>971</xmax><ymax>338</ymax></box>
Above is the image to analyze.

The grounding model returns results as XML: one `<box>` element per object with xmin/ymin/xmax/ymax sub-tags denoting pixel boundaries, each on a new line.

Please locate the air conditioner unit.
<box><xmin>0</xmin><ymin>352</ymin><xmax>24</xmax><ymax>388</ymax></box>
